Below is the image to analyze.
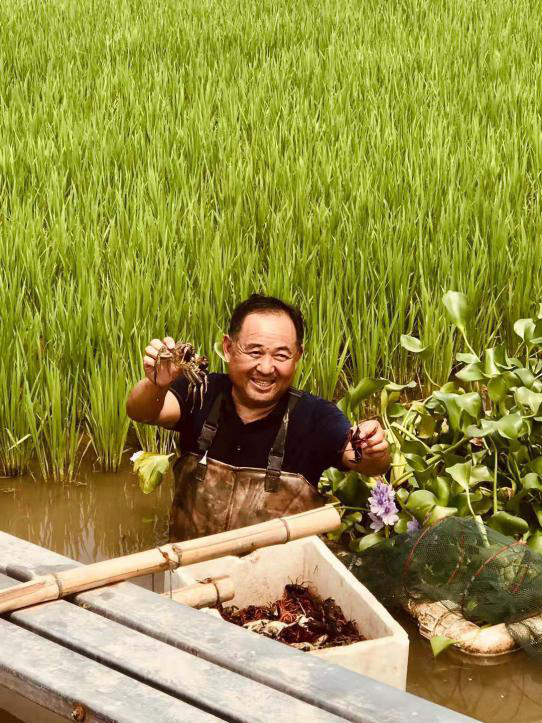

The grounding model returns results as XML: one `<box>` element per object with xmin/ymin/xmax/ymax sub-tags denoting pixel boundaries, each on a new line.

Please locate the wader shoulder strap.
<box><xmin>265</xmin><ymin>388</ymin><xmax>302</xmax><ymax>492</ymax></box>
<box><xmin>194</xmin><ymin>391</ymin><xmax>224</xmax><ymax>481</ymax></box>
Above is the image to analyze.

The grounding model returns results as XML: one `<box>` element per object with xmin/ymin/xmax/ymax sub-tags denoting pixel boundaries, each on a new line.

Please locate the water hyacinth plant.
<box><xmin>323</xmin><ymin>292</ymin><xmax>542</xmax><ymax>553</ymax></box>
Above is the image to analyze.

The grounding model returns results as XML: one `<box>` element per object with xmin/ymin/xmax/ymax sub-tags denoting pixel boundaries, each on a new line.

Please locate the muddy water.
<box><xmin>1</xmin><ymin>468</ymin><xmax>542</xmax><ymax>722</ymax></box>
<box><xmin>0</xmin><ymin>463</ymin><xmax>173</xmax><ymax>563</ymax></box>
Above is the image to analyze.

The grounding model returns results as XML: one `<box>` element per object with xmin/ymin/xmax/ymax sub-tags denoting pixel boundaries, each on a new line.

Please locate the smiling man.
<box><xmin>126</xmin><ymin>294</ymin><xmax>390</xmax><ymax>541</ymax></box>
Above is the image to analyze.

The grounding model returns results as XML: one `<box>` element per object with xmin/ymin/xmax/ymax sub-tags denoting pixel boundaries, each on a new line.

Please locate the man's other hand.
<box><xmin>342</xmin><ymin>419</ymin><xmax>390</xmax><ymax>475</ymax></box>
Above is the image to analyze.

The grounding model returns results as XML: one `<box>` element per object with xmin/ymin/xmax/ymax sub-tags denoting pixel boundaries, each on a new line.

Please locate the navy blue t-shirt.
<box><xmin>170</xmin><ymin>373</ymin><xmax>350</xmax><ymax>487</ymax></box>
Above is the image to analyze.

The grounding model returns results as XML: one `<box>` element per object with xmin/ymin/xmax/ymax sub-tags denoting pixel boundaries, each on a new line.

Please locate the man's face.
<box><xmin>223</xmin><ymin>312</ymin><xmax>302</xmax><ymax>408</ymax></box>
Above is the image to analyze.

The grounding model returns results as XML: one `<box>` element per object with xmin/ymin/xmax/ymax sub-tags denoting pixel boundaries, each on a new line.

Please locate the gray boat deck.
<box><xmin>0</xmin><ymin>531</ymin><xmax>474</xmax><ymax>722</ymax></box>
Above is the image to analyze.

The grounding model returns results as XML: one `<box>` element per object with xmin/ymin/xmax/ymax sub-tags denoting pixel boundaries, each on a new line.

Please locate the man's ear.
<box><xmin>296</xmin><ymin>344</ymin><xmax>304</xmax><ymax>361</ymax></box>
<box><xmin>223</xmin><ymin>335</ymin><xmax>233</xmax><ymax>362</ymax></box>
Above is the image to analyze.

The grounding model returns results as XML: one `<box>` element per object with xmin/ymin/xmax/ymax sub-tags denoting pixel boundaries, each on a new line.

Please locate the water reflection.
<box><xmin>0</xmin><ymin>464</ymin><xmax>172</xmax><ymax>563</ymax></box>
<box><xmin>401</xmin><ymin>612</ymin><xmax>542</xmax><ymax>722</ymax></box>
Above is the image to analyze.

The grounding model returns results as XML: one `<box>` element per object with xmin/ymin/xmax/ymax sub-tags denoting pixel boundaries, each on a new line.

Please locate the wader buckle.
<box><xmin>194</xmin><ymin>452</ymin><xmax>208</xmax><ymax>483</ymax></box>
<box><xmin>264</xmin><ymin>466</ymin><xmax>281</xmax><ymax>492</ymax></box>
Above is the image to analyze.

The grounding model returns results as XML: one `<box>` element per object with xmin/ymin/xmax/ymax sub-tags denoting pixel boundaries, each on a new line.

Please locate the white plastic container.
<box><xmin>160</xmin><ymin>536</ymin><xmax>409</xmax><ymax>690</ymax></box>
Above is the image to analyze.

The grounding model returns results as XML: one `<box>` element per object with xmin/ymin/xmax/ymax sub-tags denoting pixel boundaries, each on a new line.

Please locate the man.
<box><xmin>126</xmin><ymin>294</ymin><xmax>390</xmax><ymax>540</ymax></box>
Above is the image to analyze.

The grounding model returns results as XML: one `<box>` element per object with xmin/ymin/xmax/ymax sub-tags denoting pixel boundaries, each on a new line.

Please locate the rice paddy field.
<box><xmin>1</xmin><ymin>0</ymin><xmax>542</xmax><ymax>481</ymax></box>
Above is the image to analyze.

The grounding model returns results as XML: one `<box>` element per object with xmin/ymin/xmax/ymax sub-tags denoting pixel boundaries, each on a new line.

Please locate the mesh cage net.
<box><xmin>342</xmin><ymin>517</ymin><xmax>542</xmax><ymax>660</ymax></box>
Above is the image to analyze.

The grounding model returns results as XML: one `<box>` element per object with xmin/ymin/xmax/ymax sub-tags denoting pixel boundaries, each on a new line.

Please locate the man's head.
<box><xmin>223</xmin><ymin>294</ymin><xmax>304</xmax><ymax>408</ymax></box>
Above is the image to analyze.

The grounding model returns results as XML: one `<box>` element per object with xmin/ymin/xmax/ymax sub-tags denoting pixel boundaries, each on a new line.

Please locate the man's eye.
<box><xmin>248</xmin><ymin>351</ymin><xmax>262</xmax><ymax>358</ymax></box>
<box><xmin>274</xmin><ymin>355</ymin><xmax>289</xmax><ymax>362</ymax></box>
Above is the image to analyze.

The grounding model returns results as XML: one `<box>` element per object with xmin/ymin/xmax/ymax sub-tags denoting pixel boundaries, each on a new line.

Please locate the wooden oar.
<box><xmin>0</xmin><ymin>505</ymin><xmax>340</xmax><ymax>614</ymax></box>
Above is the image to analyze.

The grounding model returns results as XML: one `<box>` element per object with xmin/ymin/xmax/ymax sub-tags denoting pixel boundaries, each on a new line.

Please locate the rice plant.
<box><xmin>1</xmin><ymin>0</ymin><xmax>541</xmax><ymax>479</ymax></box>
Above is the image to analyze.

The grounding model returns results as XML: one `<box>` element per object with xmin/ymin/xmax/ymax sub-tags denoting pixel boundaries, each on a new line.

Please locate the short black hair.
<box><xmin>228</xmin><ymin>294</ymin><xmax>305</xmax><ymax>346</ymax></box>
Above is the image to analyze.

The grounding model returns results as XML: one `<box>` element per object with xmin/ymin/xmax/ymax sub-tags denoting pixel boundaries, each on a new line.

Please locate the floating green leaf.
<box><xmin>430</xmin><ymin>635</ymin><xmax>459</xmax><ymax>658</ymax></box>
<box><xmin>133</xmin><ymin>451</ymin><xmax>174</xmax><ymax>494</ymax></box>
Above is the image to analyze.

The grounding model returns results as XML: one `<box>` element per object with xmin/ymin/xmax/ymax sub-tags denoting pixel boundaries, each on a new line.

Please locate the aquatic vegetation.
<box><xmin>325</xmin><ymin>293</ymin><xmax>542</xmax><ymax>552</ymax></box>
<box><xmin>1</xmin><ymin>0</ymin><xmax>542</xmax><ymax>480</ymax></box>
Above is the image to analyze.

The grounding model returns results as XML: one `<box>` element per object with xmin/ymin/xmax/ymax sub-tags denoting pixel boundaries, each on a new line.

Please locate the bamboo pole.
<box><xmin>0</xmin><ymin>505</ymin><xmax>340</xmax><ymax>614</ymax></box>
<box><xmin>161</xmin><ymin>576</ymin><xmax>235</xmax><ymax>608</ymax></box>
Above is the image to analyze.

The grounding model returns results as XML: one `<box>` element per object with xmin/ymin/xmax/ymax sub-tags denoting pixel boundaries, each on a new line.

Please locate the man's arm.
<box><xmin>126</xmin><ymin>336</ymin><xmax>182</xmax><ymax>429</ymax></box>
<box><xmin>341</xmin><ymin>419</ymin><xmax>391</xmax><ymax>476</ymax></box>
<box><xmin>126</xmin><ymin>379</ymin><xmax>181</xmax><ymax>429</ymax></box>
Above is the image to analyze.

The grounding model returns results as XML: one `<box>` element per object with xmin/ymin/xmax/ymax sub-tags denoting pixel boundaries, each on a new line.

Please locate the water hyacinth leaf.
<box><xmin>393</xmin><ymin>512</ymin><xmax>410</xmax><ymax>534</ymax></box>
<box><xmin>425</xmin><ymin>505</ymin><xmax>458</xmax><ymax>525</ymax></box>
<box><xmin>404</xmin><ymin>453</ymin><xmax>427</xmax><ymax>472</ymax></box>
<box><xmin>515</xmin><ymin>368</ymin><xmax>536</xmax><ymax>389</ymax></box>
<box><xmin>396</xmin><ymin>487</ymin><xmax>409</xmax><ymax>504</ymax></box>
<box><xmin>455</xmin><ymin>392</ymin><xmax>482</xmax><ymax>420</ymax></box>
<box><xmin>400</xmin><ymin>438</ymin><xmax>430</xmax><ymax>457</ymax></box>
<box><xmin>455</xmin><ymin>363</ymin><xmax>485</xmax><ymax>382</ymax></box>
<box><xmin>335</xmin><ymin>471</ymin><xmax>370</xmax><ymax>506</ymax></box>
<box><xmin>487</xmin><ymin>512</ymin><xmax>529</xmax><ymax>536</ymax></box>
<box><xmin>385</xmin><ymin>381</ymin><xmax>417</xmax><ymax>392</ymax></box>
<box><xmin>514</xmin><ymin>318</ymin><xmax>536</xmax><ymax>342</ymax></box>
<box><xmin>387</xmin><ymin>403</ymin><xmax>407</xmax><ymax>418</ymax></box>
<box><xmin>451</xmin><ymin>491</ymin><xmax>488</xmax><ymax>517</ymax></box>
<box><xmin>356</xmin><ymin>532</ymin><xmax>383</xmax><ymax>553</ymax></box>
<box><xmin>416</xmin><ymin>413</ymin><xmax>436</xmax><ymax>438</ymax></box>
<box><xmin>483</xmin><ymin>346</ymin><xmax>507</xmax><ymax>377</ymax></box>
<box><xmin>343</xmin><ymin>511</ymin><xmax>363</xmax><ymax>524</ymax></box>
<box><xmin>400</xmin><ymin>335</ymin><xmax>427</xmax><ymax>354</ymax></box>
<box><xmin>529</xmin><ymin>319</ymin><xmax>542</xmax><ymax>345</ymax></box>
<box><xmin>456</xmin><ymin>352</ymin><xmax>480</xmax><ymax>364</ymax></box>
<box><xmin>323</xmin><ymin>467</ymin><xmax>345</xmax><ymax>486</ymax></box>
<box><xmin>440</xmin><ymin>382</ymin><xmax>462</xmax><ymax>394</ymax></box>
<box><xmin>132</xmin><ymin>451</ymin><xmax>174</xmax><ymax>494</ymax></box>
<box><xmin>529</xmin><ymin>457</ymin><xmax>542</xmax><ymax>475</ymax></box>
<box><xmin>466</xmin><ymin>419</ymin><xmax>498</xmax><ymax>438</ymax></box>
<box><xmin>348</xmin><ymin>378</ymin><xmax>388</xmax><ymax>409</ymax></box>
<box><xmin>534</xmin><ymin>505</ymin><xmax>542</xmax><ymax>528</ymax></box>
<box><xmin>406</xmin><ymin>489</ymin><xmax>438</xmax><ymax>521</ymax></box>
<box><xmin>470</xmin><ymin>465</ymin><xmax>493</xmax><ymax>485</ymax></box>
<box><xmin>521</xmin><ymin>473</ymin><xmax>542</xmax><ymax>492</ymax></box>
<box><xmin>446</xmin><ymin>461</ymin><xmax>472</xmax><ymax>491</ymax></box>
<box><xmin>488</xmin><ymin>375</ymin><xmax>510</xmax><ymax>403</ymax></box>
<box><xmin>527</xmin><ymin>531</ymin><xmax>542</xmax><ymax>556</ymax></box>
<box><xmin>443</xmin><ymin>291</ymin><xmax>471</xmax><ymax>332</ymax></box>
<box><xmin>515</xmin><ymin>387</ymin><xmax>542</xmax><ymax>416</ymax></box>
<box><xmin>430</xmin><ymin>635</ymin><xmax>459</xmax><ymax>658</ymax></box>
<box><xmin>426</xmin><ymin>476</ymin><xmax>451</xmax><ymax>505</ymax></box>
<box><xmin>496</xmin><ymin>414</ymin><xmax>527</xmax><ymax>440</ymax></box>
<box><xmin>433</xmin><ymin>392</ymin><xmax>461</xmax><ymax>431</ymax></box>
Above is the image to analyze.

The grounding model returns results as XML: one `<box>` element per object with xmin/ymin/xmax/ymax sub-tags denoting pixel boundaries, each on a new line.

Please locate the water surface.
<box><xmin>1</xmin><ymin>468</ymin><xmax>542</xmax><ymax>722</ymax></box>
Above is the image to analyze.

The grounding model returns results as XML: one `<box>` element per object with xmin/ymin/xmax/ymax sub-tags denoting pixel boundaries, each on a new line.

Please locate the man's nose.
<box><xmin>256</xmin><ymin>355</ymin><xmax>275</xmax><ymax>375</ymax></box>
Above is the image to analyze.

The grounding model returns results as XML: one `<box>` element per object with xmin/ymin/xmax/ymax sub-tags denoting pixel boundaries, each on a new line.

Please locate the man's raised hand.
<box><xmin>143</xmin><ymin>337</ymin><xmax>178</xmax><ymax>388</ymax></box>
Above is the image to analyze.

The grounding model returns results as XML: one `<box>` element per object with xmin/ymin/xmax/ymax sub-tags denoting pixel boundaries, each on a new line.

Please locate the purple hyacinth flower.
<box><xmin>407</xmin><ymin>518</ymin><xmax>421</xmax><ymax>534</ymax></box>
<box><xmin>368</xmin><ymin>480</ymin><xmax>399</xmax><ymax>530</ymax></box>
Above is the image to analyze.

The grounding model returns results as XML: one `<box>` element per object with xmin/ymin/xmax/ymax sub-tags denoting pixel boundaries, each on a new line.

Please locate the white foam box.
<box><xmin>161</xmin><ymin>536</ymin><xmax>409</xmax><ymax>690</ymax></box>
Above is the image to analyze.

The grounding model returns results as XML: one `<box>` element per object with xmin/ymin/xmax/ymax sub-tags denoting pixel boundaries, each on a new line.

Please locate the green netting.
<box><xmin>342</xmin><ymin>517</ymin><xmax>542</xmax><ymax>660</ymax></box>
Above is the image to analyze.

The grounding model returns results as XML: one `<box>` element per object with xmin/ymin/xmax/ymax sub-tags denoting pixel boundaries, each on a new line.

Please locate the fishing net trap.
<box><xmin>342</xmin><ymin>516</ymin><xmax>542</xmax><ymax>660</ymax></box>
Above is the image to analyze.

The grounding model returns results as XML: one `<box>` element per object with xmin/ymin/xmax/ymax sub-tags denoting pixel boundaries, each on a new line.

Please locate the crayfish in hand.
<box><xmin>154</xmin><ymin>341</ymin><xmax>209</xmax><ymax>408</ymax></box>
<box><xmin>345</xmin><ymin>426</ymin><xmax>367</xmax><ymax>464</ymax></box>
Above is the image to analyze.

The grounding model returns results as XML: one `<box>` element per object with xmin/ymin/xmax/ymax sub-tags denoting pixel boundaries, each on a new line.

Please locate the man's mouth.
<box><xmin>250</xmin><ymin>378</ymin><xmax>275</xmax><ymax>391</ymax></box>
